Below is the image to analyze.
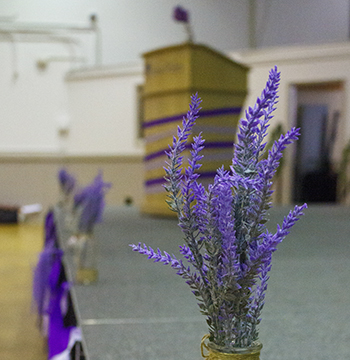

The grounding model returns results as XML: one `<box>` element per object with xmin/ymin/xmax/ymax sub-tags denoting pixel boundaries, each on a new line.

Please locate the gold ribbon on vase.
<box><xmin>201</xmin><ymin>335</ymin><xmax>261</xmax><ymax>360</ymax></box>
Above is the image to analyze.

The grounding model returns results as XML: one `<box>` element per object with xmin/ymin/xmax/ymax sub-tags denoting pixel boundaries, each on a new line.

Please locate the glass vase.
<box><xmin>201</xmin><ymin>335</ymin><xmax>262</xmax><ymax>360</ymax></box>
<box><xmin>75</xmin><ymin>233</ymin><xmax>98</xmax><ymax>285</ymax></box>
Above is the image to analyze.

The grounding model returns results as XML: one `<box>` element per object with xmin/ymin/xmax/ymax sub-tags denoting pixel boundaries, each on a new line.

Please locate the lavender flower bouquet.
<box><xmin>73</xmin><ymin>171</ymin><xmax>111</xmax><ymax>235</ymax></box>
<box><xmin>58</xmin><ymin>168</ymin><xmax>76</xmax><ymax>206</ymax></box>
<box><xmin>72</xmin><ymin>172</ymin><xmax>111</xmax><ymax>284</ymax></box>
<box><xmin>132</xmin><ymin>67</ymin><xmax>307</xmax><ymax>354</ymax></box>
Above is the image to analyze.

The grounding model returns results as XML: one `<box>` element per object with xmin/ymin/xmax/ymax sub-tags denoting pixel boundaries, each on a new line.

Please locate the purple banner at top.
<box><xmin>143</xmin><ymin>106</ymin><xmax>242</xmax><ymax>129</ymax></box>
<box><xmin>145</xmin><ymin>171</ymin><xmax>218</xmax><ymax>187</ymax></box>
<box><xmin>144</xmin><ymin>141</ymin><xmax>234</xmax><ymax>162</ymax></box>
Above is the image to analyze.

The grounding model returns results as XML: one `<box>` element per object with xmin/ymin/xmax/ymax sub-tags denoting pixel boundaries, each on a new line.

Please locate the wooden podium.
<box><xmin>141</xmin><ymin>43</ymin><xmax>248</xmax><ymax>216</ymax></box>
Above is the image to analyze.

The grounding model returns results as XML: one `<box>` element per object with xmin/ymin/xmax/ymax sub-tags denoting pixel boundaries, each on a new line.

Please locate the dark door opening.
<box><xmin>293</xmin><ymin>105</ymin><xmax>338</xmax><ymax>203</ymax></box>
<box><xmin>292</xmin><ymin>82</ymin><xmax>343</xmax><ymax>204</ymax></box>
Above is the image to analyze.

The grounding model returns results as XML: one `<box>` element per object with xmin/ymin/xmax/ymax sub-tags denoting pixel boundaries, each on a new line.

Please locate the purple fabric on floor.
<box><xmin>44</xmin><ymin>210</ymin><xmax>57</xmax><ymax>246</ymax></box>
<box><xmin>47</xmin><ymin>253</ymin><xmax>73</xmax><ymax>359</ymax></box>
<box><xmin>32</xmin><ymin>211</ymin><xmax>59</xmax><ymax>316</ymax></box>
<box><xmin>32</xmin><ymin>242</ymin><xmax>61</xmax><ymax>315</ymax></box>
<box><xmin>35</xmin><ymin>210</ymin><xmax>81</xmax><ymax>359</ymax></box>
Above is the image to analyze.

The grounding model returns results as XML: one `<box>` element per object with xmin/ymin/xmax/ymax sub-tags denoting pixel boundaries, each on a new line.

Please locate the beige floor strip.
<box><xmin>0</xmin><ymin>223</ymin><xmax>47</xmax><ymax>360</ymax></box>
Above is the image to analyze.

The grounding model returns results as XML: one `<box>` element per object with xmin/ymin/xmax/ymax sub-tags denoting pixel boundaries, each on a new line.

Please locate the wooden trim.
<box><xmin>0</xmin><ymin>153</ymin><xmax>143</xmax><ymax>164</ymax></box>
<box><xmin>230</xmin><ymin>42</ymin><xmax>350</xmax><ymax>66</ymax></box>
<box><xmin>143</xmin><ymin>87</ymin><xmax>248</xmax><ymax>99</ymax></box>
<box><xmin>65</xmin><ymin>63</ymin><xmax>143</xmax><ymax>82</ymax></box>
<box><xmin>143</xmin><ymin>42</ymin><xmax>249</xmax><ymax>71</ymax></box>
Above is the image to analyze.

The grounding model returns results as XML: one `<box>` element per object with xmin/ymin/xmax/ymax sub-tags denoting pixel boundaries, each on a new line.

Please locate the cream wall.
<box><xmin>0</xmin><ymin>1</ymin><xmax>250</xmax><ymax>156</ymax></box>
<box><xmin>1</xmin><ymin>1</ymin><xmax>350</xmax><ymax>212</ymax></box>
<box><xmin>254</xmin><ymin>0</ymin><xmax>348</xmax><ymax>48</ymax></box>
<box><xmin>0</xmin><ymin>61</ymin><xmax>145</xmax><ymax>215</ymax></box>
<box><xmin>1</xmin><ymin>1</ymin><xmax>349</xmax><ymax>156</ymax></box>
<box><xmin>65</xmin><ymin>64</ymin><xmax>144</xmax><ymax>156</ymax></box>
<box><xmin>0</xmin><ymin>154</ymin><xmax>144</xmax><ymax>218</ymax></box>
<box><xmin>0</xmin><ymin>1</ymin><xmax>250</xmax><ymax>211</ymax></box>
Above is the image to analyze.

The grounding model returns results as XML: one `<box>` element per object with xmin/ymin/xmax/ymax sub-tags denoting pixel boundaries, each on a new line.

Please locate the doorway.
<box><xmin>292</xmin><ymin>82</ymin><xmax>344</xmax><ymax>203</ymax></box>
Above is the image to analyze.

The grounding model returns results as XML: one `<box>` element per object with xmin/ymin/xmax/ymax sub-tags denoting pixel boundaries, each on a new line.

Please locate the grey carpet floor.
<box><xmin>61</xmin><ymin>204</ymin><xmax>350</xmax><ymax>360</ymax></box>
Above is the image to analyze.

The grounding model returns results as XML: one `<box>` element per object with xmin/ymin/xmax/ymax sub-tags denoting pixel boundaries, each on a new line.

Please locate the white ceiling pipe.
<box><xmin>0</xmin><ymin>14</ymin><xmax>101</xmax><ymax>65</ymax></box>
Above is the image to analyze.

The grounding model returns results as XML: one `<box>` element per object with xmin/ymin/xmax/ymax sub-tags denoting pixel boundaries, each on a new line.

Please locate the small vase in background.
<box><xmin>57</xmin><ymin>168</ymin><xmax>77</xmax><ymax>235</ymax></box>
<box><xmin>75</xmin><ymin>232</ymin><xmax>98</xmax><ymax>285</ymax></box>
<box><xmin>71</xmin><ymin>171</ymin><xmax>111</xmax><ymax>285</ymax></box>
<box><xmin>57</xmin><ymin>168</ymin><xmax>76</xmax><ymax>209</ymax></box>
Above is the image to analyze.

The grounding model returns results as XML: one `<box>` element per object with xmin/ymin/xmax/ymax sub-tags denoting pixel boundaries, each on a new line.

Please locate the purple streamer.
<box><xmin>143</xmin><ymin>107</ymin><xmax>241</xmax><ymax>129</ymax></box>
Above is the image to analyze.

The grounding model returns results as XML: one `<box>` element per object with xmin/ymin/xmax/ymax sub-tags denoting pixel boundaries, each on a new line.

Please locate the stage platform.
<box><xmin>56</xmin><ymin>204</ymin><xmax>350</xmax><ymax>360</ymax></box>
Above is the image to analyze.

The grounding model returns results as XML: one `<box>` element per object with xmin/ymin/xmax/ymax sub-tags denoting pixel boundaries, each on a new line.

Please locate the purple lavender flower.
<box><xmin>131</xmin><ymin>67</ymin><xmax>307</xmax><ymax>351</ymax></box>
<box><xmin>58</xmin><ymin>168</ymin><xmax>76</xmax><ymax>196</ymax></box>
<box><xmin>73</xmin><ymin>172</ymin><xmax>111</xmax><ymax>234</ymax></box>
<box><xmin>173</xmin><ymin>5</ymin><xmax>189</xmax><ymax>23</ymax></box>
<box><xmin>173</xmin><ymin>5</ymin><xmax>193</xmax><ymax>42</ymax></box>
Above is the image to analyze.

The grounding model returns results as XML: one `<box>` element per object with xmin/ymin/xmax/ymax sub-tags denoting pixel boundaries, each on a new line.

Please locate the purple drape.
<box><xmin>32</xmin><ymin>210</ymin><xmax>82</xmax><ymax>359</ymax></box>
<box><xmin>33</xmin><ymin>210</ymin><xmax>59</xmax><ymax>318</ymax></box>
<box><xmin>47</xmin><ymin>253</ymin><xmax>72</xmax><ymax>359</ymax></box>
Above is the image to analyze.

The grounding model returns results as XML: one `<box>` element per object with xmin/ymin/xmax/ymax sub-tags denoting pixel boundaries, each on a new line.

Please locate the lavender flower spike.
<box><xmin>73</xmin><ymin>172</ymin><xmax>111</xmax><ymax>234</ymax></box>
<box><xmin>131</xmin><ymin>67</ymin><xmax>307</xmax><ymax>352</ymax></box>
<box><xmin>163</xmin><ymin>93</ymin><xmax>202</xmax><ymax>216</ymax></box>
<box><xmin>173</xmin><ymin>5</ymin><xmax>189</xmax><ymax>23</ymax></box>
<box><xmin>58</xmin><ymin>168</ymin><xmax>76</xmax><ymax>196</ymax></box>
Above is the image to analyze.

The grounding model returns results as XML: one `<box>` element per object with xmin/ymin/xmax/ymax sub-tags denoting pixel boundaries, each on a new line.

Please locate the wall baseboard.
<box><xmin>0</xmin><ymin>154</ymin><xmax>144</xmax><ymax>220</ymax></box>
